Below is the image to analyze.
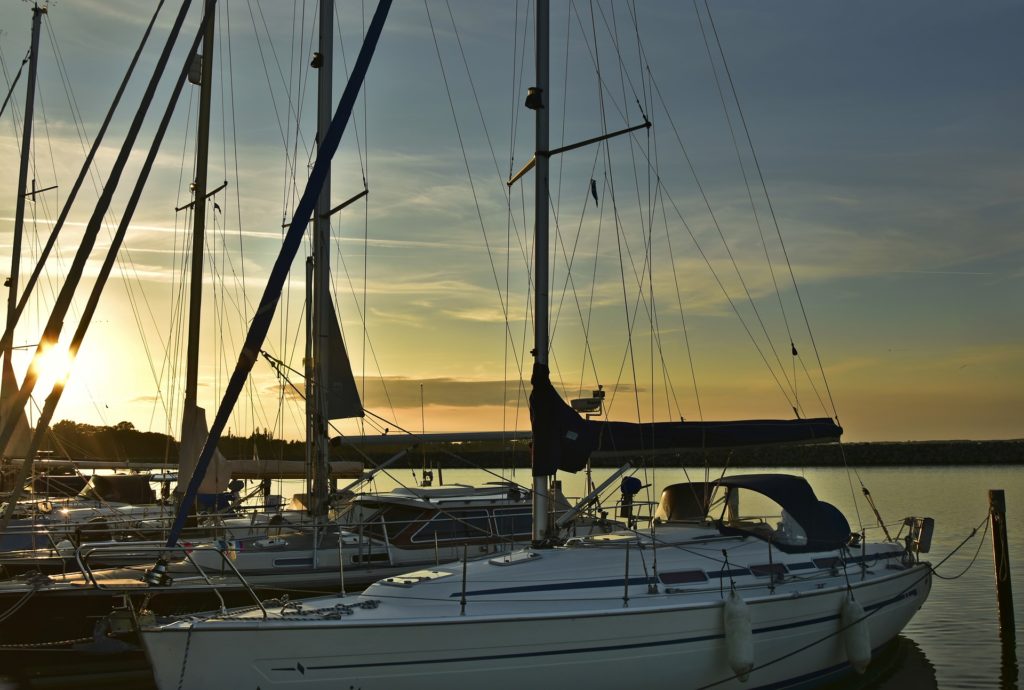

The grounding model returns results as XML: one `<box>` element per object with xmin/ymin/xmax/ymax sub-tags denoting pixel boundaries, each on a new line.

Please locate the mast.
<box><xmin>163</xmin><ymin>0</ymin><xmax>393</xmax><ymax>553</ymax></box>
<box><xmin>180</xmin><ymin>0</ymin><xmax>216</xmax><ymax>472</ymax></box>
<box><xmin>309</xmin><ymin>0</ymin><xmax>334</xmax><ymax>516</ymax></box>
<box><xmin>4</xmin><ymin>4</ymin><xmax>43</xmax><ymax>396</ymax></box>
<box><xmin>531</xmin><ymin>0</ymin><xmax>551</xmax><ymax>543</ymax></box>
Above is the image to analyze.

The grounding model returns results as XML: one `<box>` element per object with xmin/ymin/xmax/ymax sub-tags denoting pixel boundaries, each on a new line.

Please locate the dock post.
<box><xmin>990</xmin><ymin>489</ymin><xmax>1015</xmax><ymax>632</ymax></box>
<box><xmin>989</xmin><ymin>489</ymin><xmax>1018</xmax><ymax>687</ymax></box>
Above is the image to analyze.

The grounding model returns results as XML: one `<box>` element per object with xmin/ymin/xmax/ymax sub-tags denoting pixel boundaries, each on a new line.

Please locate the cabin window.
<box><xmin>493</xmin><ymin>507</ymin><xmax>531</xmax><ymax>537</ymax></box>
<box><xmin>273</xmin><ymin>557</ymin><xmax>314</xmax><ymax>567</ymax></box>
<box><xmin>410</xmin><ymin>510</ymin><xmax>491</xmax><ymax>543</ymax></box>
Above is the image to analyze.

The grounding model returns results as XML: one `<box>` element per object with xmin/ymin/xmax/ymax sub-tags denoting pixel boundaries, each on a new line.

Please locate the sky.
<box><xmin>0</xmin><ymin>0</ymin><xmax>1020</xmax><ymax>445</ymax></box>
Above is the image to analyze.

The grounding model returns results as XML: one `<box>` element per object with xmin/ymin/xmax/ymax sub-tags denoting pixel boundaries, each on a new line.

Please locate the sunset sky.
<box><xmin>0</xmin><ymin>0</ymin><xmax>1020</xmax><ymax>446</ymax></box>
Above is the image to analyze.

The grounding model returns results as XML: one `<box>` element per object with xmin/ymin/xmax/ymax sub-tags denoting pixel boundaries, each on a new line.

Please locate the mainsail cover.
<box><xmin>529</xmin><ymin>363</ymin><xmax>842</xmax><ymax>476</ymax></box>
<box><xmin>325</xmin><ymin>299</ymin><xmax>363</xmax><ymax>420</ymax></box>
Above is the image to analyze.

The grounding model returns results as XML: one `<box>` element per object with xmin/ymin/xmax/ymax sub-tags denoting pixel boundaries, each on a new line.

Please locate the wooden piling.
<box><xmin>989</xmin><ymin>489</ymin><xmax>1015</xmax><ymax>635</ymax></box>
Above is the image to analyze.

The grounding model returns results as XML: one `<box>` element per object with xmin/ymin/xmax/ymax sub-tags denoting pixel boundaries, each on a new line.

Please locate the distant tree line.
<box><xmin>44</xmin><ymin>421</ymin><xmax>311</xmax><ymax>463</ymax></box>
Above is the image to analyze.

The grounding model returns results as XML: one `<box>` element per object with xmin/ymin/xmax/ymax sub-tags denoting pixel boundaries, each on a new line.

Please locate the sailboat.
<box><xmin>0</xmin><ymin>1</ymin><xmax>51</xmax><ymax>509</ymax></box>
<box><xmin>0</xmin><ymin>0</ymin><xmax>309</xmax><ymax>560</ymax></box>
<box><xmin>0</xmin><ymin>2</ymin><xmax>555</xmax><ymax>656</ymax></box>
<box><xmin>0</xmin><ymin>3</ymin><xmax>185</xmax><ymax>555</ymax></box>
<box><xmin>139</xmin><ymin>1</ymin><xmax>934</xmax><ymax>688</ymax></box>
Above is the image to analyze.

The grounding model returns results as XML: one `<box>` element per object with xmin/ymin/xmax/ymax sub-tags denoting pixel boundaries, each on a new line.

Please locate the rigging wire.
<box><xmin>332</xmin><ymin>5</ymin><xmax>374</xmax><ymax>428</ymax></box>
<box><xmin>567</xmin><ymin>3</ymin><xmax>683</xmax><ymax>422</ymax></box>
<box><xmin>224</xmin><ymin>3</ymin><xmax>271</xmax><ymax>443</ymax></box>
<box><xmin>0</xmin><ymin>49</ymin><xmax>28</xmax><ymax>122</ymax></box>
<box><xmin>697</xmin><ymin>3</ymin><xmax>869</xmax><ymax>527</ymax></box>
<box><xmin>501</xmin><ymin>0</ymin><xmax>534</xmax><ymax>472</ymax></box>
<box><xmin>423</xmin><ymin>0</ymin><xmax>529</xmax><ymax>400</ymax></box>
<box><xmin>691</xmin><ymin>0</ymin><xmax>802</xmax><ymax>414</ymax></box>
<box><xmin>40</xmin><ymin>7</ymin><xmax>172</xmax><ymax>434</ymax></box>
<box><xmin>656</xmin><ymin>180</ymin><xmax>702</xmax><ymax>422</ymax></box>
<box><xmin>701</xmin><ymin>1</ymin><xmax>839</xmax><ymax>421</ymax></box>
<box><xmin>441</xmin><ymin>2</ymin><xmax>541</xmax><ymax>443</ymax></box>
<box><xmin>360</xmin><ymin>0</ymin><xmax>370</xmax><ymax>437</ymax></box>
<box><xmin>584</xmin><ymin>4</ymin><xmax>809</xmax><ymax>421</ymax></box>
<box><xmin>611</xmin><ymin>0</ymin><xmax>659</xmax><ymax>507</ymax></box>
<box><xmin>0</xmin><ymin>44</ymin><xmax>25</xmax><ymax>146</ymax></box>
<box><xmin>333</xmin><ymin>248</ymin><xmax>400</xmax><ymax>425</ymax></box>
<box><xmin>589</xmin><ymin>1</ymin><xmax>643</xmax><ymax>438</ymax></box>
<box><xmin>164</xmin><ymin>87</ymin><xmax>196</xmax><ymax>438</ymax></box>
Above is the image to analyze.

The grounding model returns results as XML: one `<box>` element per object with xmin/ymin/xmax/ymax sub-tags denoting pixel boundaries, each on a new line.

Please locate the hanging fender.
<box><xmin>840</xmin><ymin>595</ymin><xmax>871</xmax><ymax>673</ymax></box>
<box><xmin>723</xmin><ymin>588</ymin><xmax>753</xmax><ymax>682</ymax></box>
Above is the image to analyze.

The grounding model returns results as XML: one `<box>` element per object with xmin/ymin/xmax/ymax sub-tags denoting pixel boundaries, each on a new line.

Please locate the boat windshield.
<box><xmin>714</xmin><ymin>487</ymin><xmax>808</xmax><ymax>546</ymax></box>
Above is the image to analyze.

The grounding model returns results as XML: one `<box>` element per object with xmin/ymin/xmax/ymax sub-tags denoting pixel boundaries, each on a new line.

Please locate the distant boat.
<box><xmin>140</xmin><ymin>1</ymin><xmax>934</xmax><ymax>688</ymax></box>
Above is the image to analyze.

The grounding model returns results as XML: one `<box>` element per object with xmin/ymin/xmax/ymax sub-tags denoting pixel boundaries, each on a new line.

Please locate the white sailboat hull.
<box><xmin>144</xmin><ymin>563</ymin><xmax>930</xmax><ymax>689</ymax></box>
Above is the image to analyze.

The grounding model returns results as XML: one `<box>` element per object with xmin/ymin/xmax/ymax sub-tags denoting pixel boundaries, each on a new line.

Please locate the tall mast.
<box><xmin>4</xmin><ymin>4</ymin><xmax>44</xmax><ymax>379</ymax></box>
<box><xmin>309</xmin><ymin>0</ymin><xmax>334</xmax><ymax>516</ymax></box>
<box><xmin>531</xmin><ymin>0</ymin><xmax>551</xmax><ymax>543</ymax></box>
<box><xmin>180</xmin><ymin>0</ymin><xmax>216</xmax><ymax>464</ymax></box>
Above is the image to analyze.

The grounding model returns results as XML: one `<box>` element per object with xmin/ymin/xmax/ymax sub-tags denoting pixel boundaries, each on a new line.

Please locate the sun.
<box><xmin>29</xmin><ymin>342</ymin><xmax>75</xmax><ymax>392</ymax></box>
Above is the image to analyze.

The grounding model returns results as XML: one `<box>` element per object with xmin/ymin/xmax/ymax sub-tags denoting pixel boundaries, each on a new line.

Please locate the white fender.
<box><xmin>840</xmin><ymin>595</ymin><xmax>871</xmax><ymax>673</ymax></box>
<box><xmin>723</xmin><ymin>588</ymin><xmax>754</xmax><ymax>682</ymax></box>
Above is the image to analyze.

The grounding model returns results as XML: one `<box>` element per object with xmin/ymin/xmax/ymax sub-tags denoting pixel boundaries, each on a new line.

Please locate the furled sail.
<box><xmin>324</xmin><ymin>298</ymin><xmax>363</xmax><ymax>420</ymax></box>
<box><xmin>0</xmin><ymin>359</ymin><xmax>32</xmax><ymax>458</ymax></box>
<box><xmin>175</xmin><ymin>405</ymin><xmax>229</xmax><ymax>494</ymax></box>
<box><xmin>529</xmin><ymin>363</ymin><xmax>842</xmax><ymax>476</ymax></box>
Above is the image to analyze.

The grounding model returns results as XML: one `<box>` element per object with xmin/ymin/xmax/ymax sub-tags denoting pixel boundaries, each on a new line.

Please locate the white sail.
<box><xmin>175</xmin><ymin>405</ymin><xmax>229</xmax><ymax>494</ymax></box>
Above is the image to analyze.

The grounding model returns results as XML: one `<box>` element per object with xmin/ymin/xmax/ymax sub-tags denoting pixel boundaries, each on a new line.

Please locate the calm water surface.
<box><xmin>367</xmin><ymin>464</ymin><xmax>1021</xmax><ymax>689</ymax></box>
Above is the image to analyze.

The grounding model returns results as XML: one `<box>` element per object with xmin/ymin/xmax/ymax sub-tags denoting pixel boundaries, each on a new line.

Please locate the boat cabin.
<box><xmin>77</xmin><ymin>475</ymin><xmax>157</xmax><ymax>504</ymax></box>
<box><xmin>335</xmin><ymin>483</ymin><xmax>533</xmax><ymax>549</ymax></box>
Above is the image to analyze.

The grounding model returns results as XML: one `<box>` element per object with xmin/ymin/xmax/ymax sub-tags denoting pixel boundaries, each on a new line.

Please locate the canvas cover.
<box><xmin>529</xmin><ymin>363</ymin><xmax>842</xmax><ymax>476</ymax></box>
<box><xmin>324</xmin><ymin>301</ymin><xmax>363</xmax><ymax>420</ymax></box>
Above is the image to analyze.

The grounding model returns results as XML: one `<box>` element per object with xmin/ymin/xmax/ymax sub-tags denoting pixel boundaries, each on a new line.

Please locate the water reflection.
<box><xmin>1000</xmin><ymin>623</ymin><xmax>1019</xmax><ymax>689</ymax></box>
<box><xmin>859</xmin><ymin>636</ymin><xmax>939</xmax><ymax>689</ymax></box>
